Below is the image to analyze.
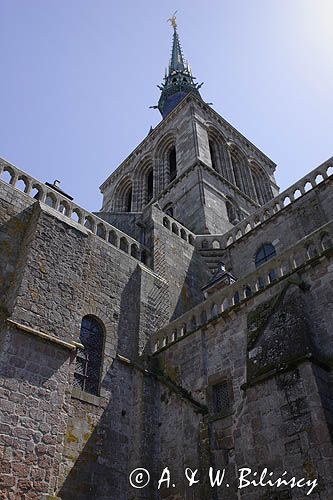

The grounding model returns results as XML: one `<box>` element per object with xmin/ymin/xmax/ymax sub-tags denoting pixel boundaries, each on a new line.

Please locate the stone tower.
<box><xmin>100</xmin><ymin>19</ymin><xmax>279</xmax><ymax>235</ymax></box>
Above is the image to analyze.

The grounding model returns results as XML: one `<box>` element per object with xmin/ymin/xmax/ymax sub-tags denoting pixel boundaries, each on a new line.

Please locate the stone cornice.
<box><xmin>7</xmin><ymin>319</ymin><xmax>84</xmax><ymax>350</ymax></box>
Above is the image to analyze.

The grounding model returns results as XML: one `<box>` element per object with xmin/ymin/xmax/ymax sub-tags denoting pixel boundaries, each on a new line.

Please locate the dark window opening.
<box><xmin>147</xmin><ymin>170</ymin><xmax>154</xmax><ymax>202</ymax></box>
<box><xmin>125</xmin><ymin>188</ymin><xmax>132</xmax><ymax>212</ymax></box>
<box><xmin>209</xmin><ymin>140</ymin><xmax>218</xmax><ymax>171</ymax></box>
<box><xmin>169</xmin><ymin>147</ymin><xmax>177</xmax><ymax>182</ymax></box>
<box><xmin>255</xmin><ymin>243</ymin><xmax>276</xmax><ymax>268</ymax></box>
<box><xmin>74</xmin><ymin>316</ymin><xmax>104</xmax><ymax>396</ymax></box>
<box><xmin>213</xmin><ymin>381</ymin><xmax>232</xmax><ymax>415</ymax></box>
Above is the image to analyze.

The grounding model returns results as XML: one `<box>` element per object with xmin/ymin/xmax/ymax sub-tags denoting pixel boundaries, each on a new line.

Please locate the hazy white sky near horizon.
<box><xmin>1</xmin><ymin>0</ymin><xmax>332</xmax><ymax>211</ymax></box>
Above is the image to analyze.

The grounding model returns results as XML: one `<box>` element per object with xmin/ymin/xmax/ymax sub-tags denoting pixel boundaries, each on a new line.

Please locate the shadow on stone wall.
<box><xmin>0</xmin><ymin>206</ymin><xmax>33</xmax><ymax>313</ymax></box>
<box><xmin>170</xmin><ymin>248</ymin><xmax>211</xmax><ymax>322</ymax></box>
<box><xmin>58</xmin><ymin>267</ymin><xmax>160</xmax><ymax>500</ymax></box>
<box><xmin>58</xmin><ymin>360</ymin><xmax>159</xmax><ymax>500</ymax></box>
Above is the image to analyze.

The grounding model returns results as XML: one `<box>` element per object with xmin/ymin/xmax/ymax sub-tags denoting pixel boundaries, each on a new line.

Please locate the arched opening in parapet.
<box><xmin>45</xmin><ymin>192</ymin><xmax>56</xmax><ymax>208</ymax></box>
<box><xmin>97</xmin><ymin>223</ymin><xmax>106</xmax><ymax>240</ymax></box>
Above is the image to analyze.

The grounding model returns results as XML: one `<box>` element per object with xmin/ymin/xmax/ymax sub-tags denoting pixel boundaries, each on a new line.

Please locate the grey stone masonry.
<box><xmin>100</xmin><ymin>94</ymin><xmax>278</xmax><ymax>235</ymax></box>
<box><xmin>0</xmin><ymin>90</ymin><xmax>332</xmax><ymax>499</ymax></box>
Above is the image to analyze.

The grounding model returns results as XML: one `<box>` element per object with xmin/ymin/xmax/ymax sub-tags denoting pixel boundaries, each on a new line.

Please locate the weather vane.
<box><xmin>167</xmin><ymin>11</ymin><xmax>178</xmax><ymax>29</ymax></box>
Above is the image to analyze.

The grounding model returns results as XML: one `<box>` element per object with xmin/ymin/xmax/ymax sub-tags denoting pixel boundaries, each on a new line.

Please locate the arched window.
<box><xmin>125</xmin><ymin>188</ymin><xmax>132</xmax><ymax>212</ymax></box>
<box><xmin>169</xmin><ymin>147</ymin><xmax>177</xmax><ymax>182</ymax></box>
<box><xmin>255</xmin><ymin>243</ymin><xmax>276</xmax><ymax>268</ymax></box>
<box><xmin>209</xmin><ymin>140</ymin><xmax>218</xmax><ymax>171</ymax></box>
<box><xmin>113</xmin><ymin>177</ymin><xmax>133</xmax><ymax>212</ymax></box>
<box><xmin>147</xmin><ymin>169</ymin><xmax>154</xmax><ymax>203</ymax></box>
<box><xmin>229</xmin><ymin>146</ymin><xmax>256</xmax><ymax>199</ymax></box>
<box><xmin>74</xmin><ymin>316</ymin><xmax>104</xmax><ymax>395</ymax></box>
<box><xmin>250</xmin><ymin>163</ymin><xmax>273</xmax><ymax>205</ymax></box>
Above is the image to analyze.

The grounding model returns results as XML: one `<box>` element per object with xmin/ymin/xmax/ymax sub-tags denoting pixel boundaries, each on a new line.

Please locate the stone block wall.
<box><xmin>153</xmin><ymin>255</ymin><xmax>333</xmax><ymax>499</ymax></box>
<box><xmin>200</xmin><ymin>176</ymin><xmax>333</xmax><ymax>279</ymax></box>
<box><xmin>0</xmin><ymin>181</ymin><xmax>170</xmax><ymax>499</ymax></box>
<box><xmin>0</xmin><ymin>323</ymin><xmax>73</xmax><ymax>498</ymax></box>
<box><xmin>150</xmin><ymin>205</ymin><xmax>211</xmax><ymax>321</ymax></box>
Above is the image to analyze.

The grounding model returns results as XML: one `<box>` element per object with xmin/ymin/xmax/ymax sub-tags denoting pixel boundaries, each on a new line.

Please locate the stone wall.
<box><xmin>154</xmin><ymin>255</ymin><xmax>333</xmax><ymax>499</ymax></box>
<box><xmin>222</xmin><ymin>179</ymin><xmax>333</xmax><ymax>279</ymax></box>
<box><xmin>150</xmin><ymin>205</ymin><xmax>211</xmax><ymax>321</ymax></box>
<box><xmin>0</xmin><ymin>180</ymin><xmax>168</xmax><ymax>499</ymax></box>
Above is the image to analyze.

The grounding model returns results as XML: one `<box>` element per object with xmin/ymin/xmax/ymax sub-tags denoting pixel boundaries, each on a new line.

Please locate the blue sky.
<box><xmin>1</xmin><ymin>0</ymin><xmax>332</xmax><ymax>211</ymax></box>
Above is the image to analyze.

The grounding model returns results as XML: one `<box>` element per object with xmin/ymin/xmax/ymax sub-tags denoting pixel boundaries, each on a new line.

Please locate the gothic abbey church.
<box><xmin>0</xmin><ymin>18</ymin><xmax>333</xmax><ymax>500</ymax></box>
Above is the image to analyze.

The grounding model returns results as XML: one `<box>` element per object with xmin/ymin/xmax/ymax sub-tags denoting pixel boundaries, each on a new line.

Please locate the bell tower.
<box><xmin>99</xmin><ymin>16</ymin><xmax>279</xmax><ymax>235</ymax></box>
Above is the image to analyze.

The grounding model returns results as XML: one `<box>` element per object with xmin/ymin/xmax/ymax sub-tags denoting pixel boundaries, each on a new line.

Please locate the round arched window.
<box><xmin>74</xmin><ymin>316</ymin><xmax>104</xmax><ymax>395</ymax></box>
<box><xmin>255</xmin><ymin>243</ymin><xmax>276</xmax><ymax>268</ymax></box>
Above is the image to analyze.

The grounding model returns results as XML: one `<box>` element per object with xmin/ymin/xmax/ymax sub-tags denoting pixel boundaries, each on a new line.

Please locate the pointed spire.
<box><xmin>157</xmin><ymin>13</ymin><xmax>203</xmax><ymax>118</ymax></box>
<box><xmin>170</xmin><ymin>26</ymin><xmax>186</xmax><ymax>73</ymax></box>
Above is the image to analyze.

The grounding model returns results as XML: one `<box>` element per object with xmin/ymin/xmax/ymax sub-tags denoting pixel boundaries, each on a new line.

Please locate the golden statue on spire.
<box><xmin>167</xmin><ymin>11</ymin><xmax>178</xmax><ymax>29</ymax></box>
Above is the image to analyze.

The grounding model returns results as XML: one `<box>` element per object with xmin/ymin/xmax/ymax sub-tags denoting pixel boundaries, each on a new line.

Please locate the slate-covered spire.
<box><xmin>170</xmin><ymin>24</ymin><xmax>186</xmax><ymax>73</ymax></box>
<box><xmin>157</xmin><ymin>13</ymin><xmax>203</xmax><ymax>118</ymax></box>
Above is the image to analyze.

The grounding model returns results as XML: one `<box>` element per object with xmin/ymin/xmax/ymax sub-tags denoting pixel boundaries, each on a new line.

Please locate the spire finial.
<box><xmin>167</xmin><ymin>11</ymin><xmax>178</xmax><ymax>30</ymax></box>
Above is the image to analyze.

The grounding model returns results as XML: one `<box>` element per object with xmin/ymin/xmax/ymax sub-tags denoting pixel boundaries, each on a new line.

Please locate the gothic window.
<box><xmin>255</xmin><ymin>243</ymin><xmax>276</xmax><ymax>267</ymax></box>
<box><xmin>213</xmin><ymin>381</ymin><xmax>232</xmax><ymax>415</ymax></box>
<box><xmin>230</xmin><ymin>149</ymin><xmax>244</xmax><ymax>192</ymax></box>
<box><xmin>74</xmin><ymin>316</ymin><xmax>104</xmax><ymax>395</ymax></box>
<box><xmin>229</xmin><ymin>146</ymin><xmax>256</xmax><ymax>199</ymax></box>
<box><xmin>125</xmin><ymin>188</ymin><xmax>132</xmax><ymax>212</ymax></box>
<box><xmin>169</xmin><ymin>147</ymin><xmax>177</xmax><ymax>182</ymax></box>
<box><xmin>113</xmin><ymin>177</ymin><xmax>133</xmax><ymax>212</ymax></box>
<box><xmin>209</xmin><ymin>140</ymin><xmax>218</xmax><ymax>171</ymax></box>
<box><xmin>147</xmin><ymin>169</ymin><xmax>154</xmax><ymax>203</ymax></box>
<box><xmin>251</xmin><ymin>163</ymin><xmax>273</xmax><ymax>205</ymax></box>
